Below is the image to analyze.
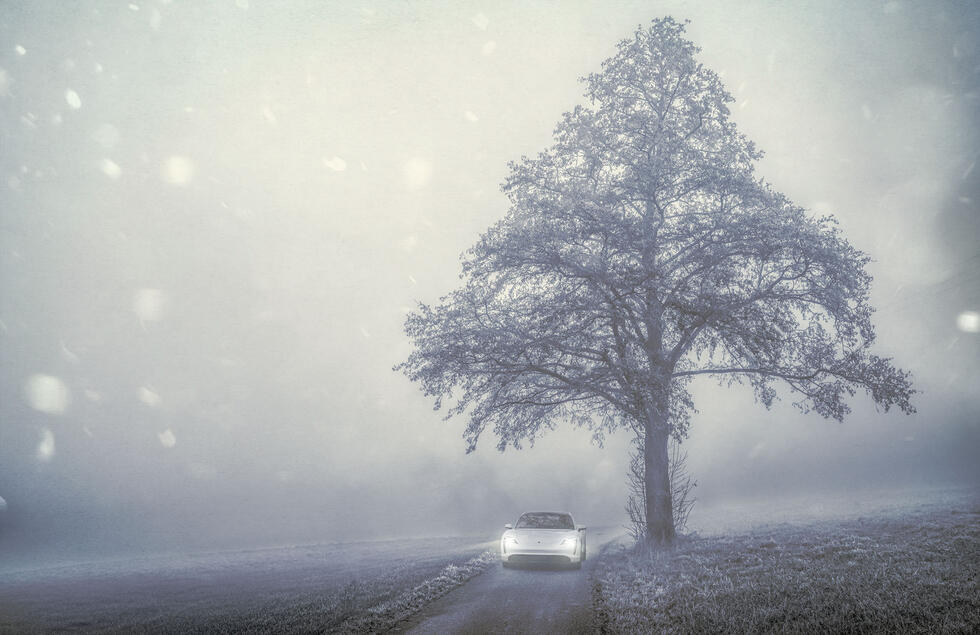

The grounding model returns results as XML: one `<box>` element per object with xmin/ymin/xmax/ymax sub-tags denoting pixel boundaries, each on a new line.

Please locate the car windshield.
<box><xmin>515</xmin><ymin>512</ymin><xmax>574</xmax><ymax>529</ymax></box>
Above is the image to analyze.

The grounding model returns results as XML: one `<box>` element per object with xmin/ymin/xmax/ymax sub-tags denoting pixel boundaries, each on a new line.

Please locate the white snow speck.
<box><xmin>158</xmin><ymin>429</ymin><xmax>176</xmax><ymax>448</ymax></box>
<box><xmin>861</xmin><ymin>104</ymin><xmax>874</xmax><ymax>121</ymax></box>
<box><xmin>134</xmin><ymin>288</ymin><xmax>166</xmax><ymax>321</ymax></box>
<box><xmin>408</xmin><ymin>275</ymin><xmax>418</xmax><ymax>285</ymax></box>
<box><xmin>399</xmin><ymin>235</ymin><xmax>418</xmax><ymax>252</ymax></box>
<box><xmin>956</xmin><ymin>311</ymin><xmax>979</xmax><ymax>333</ymax></box>
<box><xmin>150</xmin><ymin>8</ymin><xmax>162</xmax><ymax>30</ymax></box>
<box><xmin>482</xmin><ymin>41</ymin><xmax>496</xmax><ymax>56</ymax></box>
<box><xmin>262</xmin><ymin>105</ymin><xmax>277</xmax><ymax>125</ymax></box>
<box><xmin>128</xmin><ymin>3</ymin><xmax>139</xmax><ymax>11</ymax></box>
<box><xmin>25</xmin><ymin>374</ymin><xmax>71</xmax><ymax>414</ymax></box>
<box><xmin>323</xmin><ymin>156</ymin><xmax>347</xmax><ymax>171</ymax></box>
<box><xmin>93</xmin><ymin>123</ymin><xmax>120</xmax><ymax>148</ymax></box>
<box><xmin>85</xmin><ymin>389</ymin><xmax>102</xmax><ymax>402</ymax></box>
<box><xmin>236</xmin><ymin>0</ymin><xmax>249</xmax><ymax>9</ymax></box>
<box><xmin>403</xmin><ymin>157</ymin><xmax>432</xmax><ymax>190</ymax></box>
<box><xmin>471</xmin><ymin>12</ymin><xmax>489</xmax><ymax>30</ymax></box>
<box><xmin>464</xmin><ymin>110</ymin><xmax>479</xmax><ymax>122</ymax></box>
<box><xmin>360</xmin><ymin>326</ymin><xmax>371</xmax><ymax>338</ymax></box>
<box><xmin>37</xmin><ymin>428</ymin><xmax>55</xmax><ymax>461</ymax></box>
<box><xmin>93</xmin><ymin>62</ymin><xmax>103</xmax><ymax>74</ymax></box>
<box><xmin>140</xmin><ymin>386</ymin><xmax>162</xmax><ymax>407</ymax></box>
<box><xmin>61</xmin><ymin>342</ymin><xmax>80</xmax><ymax>363</ymax></box>
<box><xmin>0</xmin><ymin>68</ymin><xmax>11</xmax><ymax>97</ymax></box>
<box><xmin>15</xmin><ymin>45</ymin><xmax>26</xmax><ymax>56</ymax></box>
<box><xmin>51</xmin><ymin>113</ymin><xmax>63</xmax><ymax>126</ymax></box>
<box><xmin>65</xmin><ymin>88</ymin><xmax>81</xmax><ymax>109</ymax></box>
<box><xmin>962</xmin><ymin>161</ymin><xmax>975</xmax><ymax>180</ymax></box>
<box><xmin>162</xmin><ymin>155</ymin><xmax>194</xmax><ymax>185</ymax></box>
<box><xmin>0</xmin><ymin>495</ymin><xmax>6</xmax><ymax>512</ymax></box>
<box><xmin>748</xmin><ymin>441</ymin><xmax>766</xmax><ymax>460</ymax></box>
<box><xmin>100</xmin><ymin>158</ymin><xmax>122</xmax><ymax>179</ymax></box>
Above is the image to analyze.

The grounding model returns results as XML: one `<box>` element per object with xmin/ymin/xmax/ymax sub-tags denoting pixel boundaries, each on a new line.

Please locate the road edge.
<box><xmin>338</xmin><ymin>550</ymin><xmax>497</xmax><ymax>633</ymax></box>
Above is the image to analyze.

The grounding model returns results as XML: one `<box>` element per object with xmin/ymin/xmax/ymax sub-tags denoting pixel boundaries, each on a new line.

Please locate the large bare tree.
<box><xmin>397</xmin><ymin>18</ymin><xmax>914</xmax><ymax>544</ymax></box>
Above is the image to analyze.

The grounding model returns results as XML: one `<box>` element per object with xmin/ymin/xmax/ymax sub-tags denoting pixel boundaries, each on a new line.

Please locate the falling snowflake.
<box><xmin>464</xmin><ymin>110</ymin><xmax>479</xmax><ymax>122</ymax></box>
<box><xmin>25</xmin><ymin>374</ymin><xmax>71</xmax><ymax>414</ymax></box>
<box><xmin>92</xmin><ymin>123</ymin><xmax>119</xmax><ymax>150</ymax></box>
<box><xmin>471</xmin><ymin>12</ymin><xmax>489</xmax><ymax>30</ymax></box>
<box><xmin>399</xmin><ymin>235</ymin><xmax>418</xmax><ymax>252</ymax></box>
<box><xmin>37</xmin><ymin>428</ymin><xmax>55</xmax><ymax>461</ymax></box>
<box><xmin>403</xmin><ymin>157</ymin><xmax>432</xmax><ymax>190</ymax></box>
<box><xmin>140</xmin><ymin>386</ymin><xmax>162</xmax><ymax>407</ymax></box>
<box><xmin>323</xmin><ymin>156</ymin><xmax>347</xmax><ymax>171</ymax></box>
<box><xmin>14</xmin><ymin>45</ymin><xmax>26</xmax><ymax>56</ymax></box>
<box><xmin>482</xmin><ymin>41</ymin><xmax>496</xmax><ymax>56</ymax></box>
<box><xmin>100</xmin><ymin>158</ymin><xmax>122</xmax><ymax>179</ymax></box>
<box><xmin>956</xmin><ymin>311</ymin><xmax>979</xmax><ymax>333</ymax></box>
<box><xmin>162</xmin><ymin>156</ymin><xmax>195</xmax><ymax>185</ymax></box>
<box><xmin>65</xmin><ymin>88</ymin><xmax>82</xmax><ymax>109</ymax></box>
<box><xmin>133</xmin><ymin>288</ymin><xmax>166</xmax><ymax>321</ymax></box>
<box><xmin>262</xmin><ymin>105</ymin><xmax>277</xmax><ymax>125</ymax></box>
<box><xmin>158</xmin><ymin>429</ymin><xmax>176</xmax><ymax>448</ymax></box>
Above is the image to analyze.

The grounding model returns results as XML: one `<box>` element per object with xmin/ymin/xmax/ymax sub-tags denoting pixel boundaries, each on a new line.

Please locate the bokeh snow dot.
<box><xmin>24</xmin><ymin>374</ymin><xmax>71</xmax><ymax>414</ymax></box>
<box><xmin>100</xmin><ymin>158</ymin><xmax>121</xmax><ymax>179</ymax></box>
<box><xmin>133</xmin><ymin>288</ymin><xmax>166</xmax><ymax>321</ymax></box>
<box><xmin>37</xmin><ymin>428</ymin><xmax>55</xmax><ymax>461</ymax></box>
<box><xmin>956</xmin><ymin>311</ymin><xmax>979</xmax><ymax>333</ymax></box>
<box><xmin>323</xmin><ymin>156</ymin><xmax>347</xmax><ymax>171</ymax></box>
<box><xmin>158</xmin><ymin>429</ymin><xmax>176</xmax><ymax>448</ymax></box>
<box><xmin>403</xmin><ymin>158</ymin><xmax>432</xmax><ymax>190</ymax></box>
<box><xmin>140</xmin><ymin>386</ymin><xmax>162</xmax><ymax>407</ymax></box>
<box><xmin>65</xmin><ymin>89</ymin><xmax>81</xmax><ymax>109</ymax></box>
<box><xmin>92</xmin><ymin>123</ymin><xmax>120</xmax><ymax>149</ymax></box>
<box><xmin>162</xmin><ymin>156</ymin><xmax>195</xmax><ymax>186</ymax></box>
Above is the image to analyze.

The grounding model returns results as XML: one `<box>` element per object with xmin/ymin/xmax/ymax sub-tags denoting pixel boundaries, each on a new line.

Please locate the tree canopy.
<box><xmin>397</xmin><ymin>18</ymin><xmax>915</xmax><ymax>542</ymax></box>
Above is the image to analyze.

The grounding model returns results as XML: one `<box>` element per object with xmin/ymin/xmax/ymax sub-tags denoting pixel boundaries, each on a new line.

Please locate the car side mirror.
<box><xmin>504</xmin><ymin>523</ymin><xmax>513</xmax><ymax>530</ymax></box>
<box><xmin>577</xmin><ymin>525</ymin><xmax>587</xmax><ymax>531</ymax></box>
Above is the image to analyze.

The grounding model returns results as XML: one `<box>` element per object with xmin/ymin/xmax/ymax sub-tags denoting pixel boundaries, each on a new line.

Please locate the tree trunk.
<box><xmin>644</xmin><ymin>419</ymin><xmax>675</xmax><ymax>545</ymax></box>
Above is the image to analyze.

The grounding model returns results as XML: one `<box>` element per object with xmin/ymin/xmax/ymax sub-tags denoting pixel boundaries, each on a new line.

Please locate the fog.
<box><xmin>1</xmin><ymin>0</ymin><xmax>977</xmax><ymax>564</ymax></box>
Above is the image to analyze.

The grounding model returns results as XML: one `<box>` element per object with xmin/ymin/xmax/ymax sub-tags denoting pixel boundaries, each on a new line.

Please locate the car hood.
<box><xmin>508</xmin><ymin>529</ymin><xmax>577</xmax><ymax>546</ymax></box>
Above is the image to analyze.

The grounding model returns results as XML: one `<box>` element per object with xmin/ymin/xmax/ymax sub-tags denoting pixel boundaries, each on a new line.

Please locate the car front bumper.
<box><xmin>500</xmin><ymin>544</ymin><xmax>582</xmax><ymax>563</ymax></box>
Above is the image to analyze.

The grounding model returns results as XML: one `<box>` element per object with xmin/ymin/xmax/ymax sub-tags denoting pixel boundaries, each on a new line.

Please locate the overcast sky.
<box><xmin>1</xmin><ymin>0</ymin><xmax>977</xmax><ymax>559</ymax></box>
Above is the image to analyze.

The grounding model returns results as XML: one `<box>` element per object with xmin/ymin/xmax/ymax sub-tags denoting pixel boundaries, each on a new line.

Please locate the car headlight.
<box><xmin>504</xmin><ymin>536</ymin><xmax>519</xmax><ymax>545</ymax></box>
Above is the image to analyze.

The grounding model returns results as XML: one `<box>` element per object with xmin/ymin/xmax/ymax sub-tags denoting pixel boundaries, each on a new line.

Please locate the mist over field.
<box><xmin>1</xmin><ymin>0</ymin><xmax>978</xmax><ymax>567</ymax></box>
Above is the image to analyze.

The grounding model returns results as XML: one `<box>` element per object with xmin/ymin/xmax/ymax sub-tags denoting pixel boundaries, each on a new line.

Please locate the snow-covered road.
<box><xmin>395</xmin><ymin>527</ymin><xmax>625</xmax><ymax>634</ymax></box>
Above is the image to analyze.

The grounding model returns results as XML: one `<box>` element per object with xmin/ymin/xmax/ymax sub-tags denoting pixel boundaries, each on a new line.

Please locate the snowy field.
<box><xmin>0</xmin><ymin>535</ymin><xmax>495</xmax><ymax>633</ymax></box>
<box><xmin>595</xmin><ymin>486</ymin><xmax>980</xmax><ymax>634</ymax></box>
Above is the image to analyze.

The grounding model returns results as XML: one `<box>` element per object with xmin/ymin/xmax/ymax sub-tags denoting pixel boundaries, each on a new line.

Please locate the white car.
<box><xmin>500</xmin><ymin>511</ymin><xmax>587</xmax><ymax>569</ymax></box>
